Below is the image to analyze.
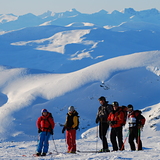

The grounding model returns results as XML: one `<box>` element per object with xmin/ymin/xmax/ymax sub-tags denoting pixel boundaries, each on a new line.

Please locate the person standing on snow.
<box><xmin>36</xmin><ymin>109</ymin><xmax>55</xmax><ymax>156</ymax></box>
<box><xmin>108</xmin><ymin>101</ymin><xmax>125</xmax><ymax>151</ymax></box>
<box><xmin>95</xmin><ymin>96</ymin><xmax>112</xmax><ymax>152</ymax></box>
<box><xmin>127</xmin><ymin>104</ymin><xmax>146</xmax><ymax>151</ymax></box>
<box><xmin>62</xmin><ymin>106</ymin><xmax>79</xmax><ymax>153</ymax></box>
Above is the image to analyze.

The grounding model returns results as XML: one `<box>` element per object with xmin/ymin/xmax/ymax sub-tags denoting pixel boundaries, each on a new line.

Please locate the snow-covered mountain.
<box><xmin>1</xmin><ymin>8</ymin><xmax>160</xmax><ymax>73</ymax></box>
<box><xmin>1</xmin><ymin>24</ymin><xmax>160</xmax><ymax>73</ymax></box>
<box><xmin>1</xmin><ymin>8</ymin><xmax>160</xmax><ymax>32</ymax></box>
<box><xmin>0</xmin><ymin>13</ymin><xmax>17</xmax><ymax>24</ymax></box>
<box><xmin>0</xmin><ymin>8</ymin><xmax>160</xmax><ymax>159</ymax></box>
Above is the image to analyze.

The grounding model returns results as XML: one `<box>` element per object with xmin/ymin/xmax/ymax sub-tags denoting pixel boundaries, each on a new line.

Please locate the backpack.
<box><xmin>128</xmin><ymin>110</ymin><xmax>146</xmax><ymax>127</ymax></box>
<box><xmin>119</xmin><ymin>106</ymin><xmax>128</xmax><ymax>126</ymax></box>
<box><xmin>75</xmin><ymin>115</ymin><xmax>80</xmax><ymax>130</ymax></box>
<box><xmin>134</xmin><ymin>110</ymin><xmax>146</xmax><ymax>126</ymax></box>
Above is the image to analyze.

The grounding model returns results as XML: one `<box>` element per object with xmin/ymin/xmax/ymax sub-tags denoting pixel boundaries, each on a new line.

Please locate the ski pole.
<box><xmin>120</xmin><ymin>130</ymin><xmax>129</xmax><ymax>151</ymax></box>
<box><xmin>52</xmin><ymin>135</ymin><xmax>58</xmax><ymax>154</ymax></box>
<box><xmin>64</xmin><ymin>132</ymin><xmax>68</xmax><ymax>151</ymax></box>
<box><xmin>35</xmin><ymin>133</ymin><xmax>40</xmax><ymax>153</ymax></box>
<box><xmin>96</xmin><ymin>124</ymin><xmax>99</xmax><ymax>152</ymax></box>
<box><xmin>137</xmin><ymin>128</ymin><xmax>141</xmax><ymax>151</ymax></box>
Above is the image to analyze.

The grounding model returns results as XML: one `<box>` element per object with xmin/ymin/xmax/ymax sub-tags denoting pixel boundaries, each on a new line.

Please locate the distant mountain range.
<box><xmin>1</xmin><ymin>8</ymin><xmax>160</xmax><ymax>73</ymax></box>
<box><xmin>1</xmin><ymin>8</ymin><xmax>160</xmax><ymax>32</ymax></box>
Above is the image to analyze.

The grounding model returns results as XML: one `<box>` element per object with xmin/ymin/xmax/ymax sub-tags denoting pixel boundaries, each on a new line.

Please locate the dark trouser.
<box><xmin>129</xmin><ymin>127</ymin><xmax>142</xmax><ymax>151</ymax></box>
<box><xmin>110</xmin><ymin>126</ymin><xmax>123</xmax><ymax>151</ymax></box>
<box><xmin>99</xmin><ymin>122</ymin><xmax>109</xmax><ymax>150</ymax></box>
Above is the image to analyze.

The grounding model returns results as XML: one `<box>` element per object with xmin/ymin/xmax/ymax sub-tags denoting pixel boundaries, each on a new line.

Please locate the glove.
<box><xmin>38</xmin><ymin>129</ymin><xmax>42</xmax><ymax>133</ymax></box>
<box><xmin>50</xmin><ymin>129</ymin><xmax>54</xmax><ymax>135</ymax></box>
<box><xmin>62</xmin><ymin>127</ymin><xmax>65</xmax><ymax>133</ymax></box>
<box><xmin>110</xmin><ymin>121</ymin><xmax>117</xmax><ymax>125</ymax></box>
<box><xmin>138</xmin><ymin>124</ymin><xmax>143</xmax><ymax>129</ymax></box>
<box><xmin>95</xmin><ymin>118</ymin><xmax>99</xmax><ymax>124</ymax></box>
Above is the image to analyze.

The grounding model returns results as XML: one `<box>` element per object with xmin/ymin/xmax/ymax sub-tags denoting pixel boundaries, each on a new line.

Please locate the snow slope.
<box><xmin>0</xmin><ymin>51</ymin><xmax>159</xmax><ymax>159</ymax></box>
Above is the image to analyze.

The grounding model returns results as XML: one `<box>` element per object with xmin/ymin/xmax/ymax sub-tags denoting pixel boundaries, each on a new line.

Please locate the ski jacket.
<box><xmin>108</xmin><ymin>107</ymin><xmax>125</xmax><ymax>128</ymax></box>
<box><xmin>64</xmin><ymin>110</ymin><xmax>78</xmax><ymax>130</ymax></box>
<box><xmin>128</xmin><ymin>110</ymin><xmax>145</xmax><ymax>128</ymax></box>
<box><xmin>36</xmin><ymin>112</ymin><xmax>55</xmax><ymax>132</ymax></box>
<box><xmin>96</xmin><ymin>101</ymin><xmax>113</xmax><ymax>123</ymax></box>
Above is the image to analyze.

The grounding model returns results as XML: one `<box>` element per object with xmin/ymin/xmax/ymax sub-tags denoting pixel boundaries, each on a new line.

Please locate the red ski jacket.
<box><xmin>36</xmin><ymin>113</ymin><xmax>55</xmax><ymax>132</ymax></box>
<box><xmin>108</xmin><ymin>108</ymin><xmax>125</xmax><ymax>128</ymax></box>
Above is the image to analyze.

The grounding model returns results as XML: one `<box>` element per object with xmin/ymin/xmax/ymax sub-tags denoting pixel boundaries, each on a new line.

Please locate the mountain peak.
<box><xmin>38</xmin><ymin>10</ymin><xmax>55</xmax><ymax>19</ymax></box>
<box><xmin>55</xmin><ymin>8</ymin><xmax>81</xmax><ymax>18</ymax></box>
<box><xmin>95</xmin><ymin>9</ymin><xmax>108</xmax><ymax>14</ymax></box>
<box><xmin>0</xmin><ymin>13</ymin><xmax>18</xmax><ymax>23</ymax></box>
<box><xmin>139</xmin><ymin>8</ymin><xmax>159</xmax><ymax>15</ymax></box>
<box><xmin>69</xmin><ymin>8</ymin><xmax>80</xmax><ymax>13</ymax></box>
<box><xmin>65</xmin><ymin>8</ymin><xmax>81</xmax><ymax>15</ymax></box>
<box><xmin>121</xmin><ymin>8</ymin><xmax>136</xmax><ymax>14</ymax></box>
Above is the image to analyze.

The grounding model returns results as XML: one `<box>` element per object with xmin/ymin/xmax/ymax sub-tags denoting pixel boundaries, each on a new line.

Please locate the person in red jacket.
<box><xmin>36</xmin><ymin>109</ymin><xmax>55</xmax><ymax>156</ymax></box>
<box><xmin>108</xmin><ymin>101</ymin><xmax>125</xmax><ymax>151</ymax></box>
<box><xmin>127</xmin><ymin>104</ymin><xmax>146</xmax><ymax>151</ymax></box>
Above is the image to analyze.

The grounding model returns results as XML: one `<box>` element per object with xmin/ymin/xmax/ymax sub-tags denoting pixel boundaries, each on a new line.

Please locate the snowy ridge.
<box><xmin>11</xmin><ymin>29</ymin><xmax>93</xmax><ymax>54</ymax></box>
<box><xmin>1</xmin><ymin>23</ymin><xmax>160</xmax><ymax>73</ymax></box>
<box><xmin>0</xmin><ymin>13</ymin><xmax>17</xmax><ymax>23</ymax></box>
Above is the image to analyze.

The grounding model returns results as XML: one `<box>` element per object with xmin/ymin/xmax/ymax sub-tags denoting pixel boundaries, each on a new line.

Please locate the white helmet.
<box><xmin>68</xmin><ymin>106</ymin><xmax>75</xmax><ymax>112</ymax></box>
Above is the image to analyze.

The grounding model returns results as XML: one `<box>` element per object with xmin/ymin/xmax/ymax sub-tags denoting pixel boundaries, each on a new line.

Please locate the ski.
<box><xmin>22</xmin><ymin>152</ymin><xmax>53</xmax><ymax>157</ymax></box>
<box><xmin>77</xmin><ymin>150</ymin><xmax>111</xmax><ymax>153</ymax></box>
<box><xmin>33</xmin><ymin>154</ymin><xmax>39</xmax><ymax>157</ymax></box>
<box><xmin>77</xmin><ymin>150</ymin><xmax>98</xmax><ymax>153</ymax></box>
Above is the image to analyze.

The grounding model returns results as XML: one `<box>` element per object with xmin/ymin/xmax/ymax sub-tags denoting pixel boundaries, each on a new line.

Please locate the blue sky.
<box><xmin>1</xmin><ymin>0</ymin><xmax>160</xmax><ymax>15</ymax></box>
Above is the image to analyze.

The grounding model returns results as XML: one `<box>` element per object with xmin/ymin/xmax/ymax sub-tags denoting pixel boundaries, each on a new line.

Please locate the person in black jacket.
<box><xmin>95</xmin><ymin>96</ymin><xmax>112</xmax><ymax>152</ymax></box>
<box><xmin>62</xmin><ymin>106</ymin><xmax>79</xmax><ymax>153</ymax></box>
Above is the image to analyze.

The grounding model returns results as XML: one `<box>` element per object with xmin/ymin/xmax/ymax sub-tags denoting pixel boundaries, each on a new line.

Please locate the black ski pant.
<box><xmin>110</xmin><ymin>126</ymin><xmax>123</xmax><ymax>151</ymax></box>
<box><xmin>128</xmin><ymin>127</ymin><xmax>142</xmax><ymax>151</ymax></box>
<box><xmin>99</xmin><ymin>122</ymin><xmax>109</xmax><ymax>150</ymax></box>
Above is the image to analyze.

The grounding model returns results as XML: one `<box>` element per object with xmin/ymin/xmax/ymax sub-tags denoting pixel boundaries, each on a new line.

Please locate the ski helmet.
<box><xmin>68</xmin><ymin>106</ymin><xmax>75</xmax><ymax>112</ymax></box>
<box><xmin>112</xmin><ymin>101</ymin><xmax>119</xmax><ymax>107</ymax></box>
<box><xmin>41</xmin><ymin>109</ymin><xmax>48</xmax><ymax>113</ymax></box>
<box><xmin>127</xmin><ymin>104</ymin><xmax>133</xmax><ymax>110</ymax></box>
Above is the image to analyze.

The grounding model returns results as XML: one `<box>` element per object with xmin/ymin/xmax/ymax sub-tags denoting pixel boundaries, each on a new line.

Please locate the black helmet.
<box><xmin>127</xmin><ymin>104</ymin><xmax>133</xmax><ymax>110</ymax></box>
<box><xmin>112</xmin><ymin>101</ymin><xmax>119</xmax><ymax>106</ymax></box>
<box><xmin>98</xmin><ymin>96</ymin><xmax>106</xmax><ymax>101</ymax></box>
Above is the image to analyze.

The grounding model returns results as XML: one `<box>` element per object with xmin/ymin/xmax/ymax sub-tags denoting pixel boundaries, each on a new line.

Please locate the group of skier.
<box><xmin>96</xmin><ymin>96</ymin><xmax>145</xmax><ymax>152</ymax></box>
<box><xmin>35</xmin><ymin>96</ymin><xmax>145</xmax><ymax>156</ymax></box>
